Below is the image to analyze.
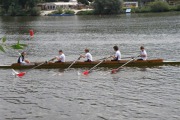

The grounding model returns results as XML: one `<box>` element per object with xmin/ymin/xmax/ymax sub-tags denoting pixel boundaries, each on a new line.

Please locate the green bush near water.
<box><xmin>149</xmin><ymin>0</ymin><xmax>170</xmax><ymax>12</ymax></box>
<box><xmin>52</xmin><ymin>7</ymin><xmax>63</xmax><ymax>14</ymax></box>
<box><xmin>132</xmin><ymin>7</ymin><xmax>151</xmax><ymax>13</ymax></box>
<box><xmin>174</xmin><ymin>5</ymin><xmax>180</xmax><ymax>11</ymax></box>
<box><xmin>76</xmin><ymin>10</ymin><xmax>94</xmax><ymax>15</ymax></box>
<box><xmin>64</xmin><ymin>9</ymin><xmax>75</xmax><ymax>14</ymax></box>
<box><xmin>50</xmin><ymin>8</ymin><xmax>75</xmax><ymax>15</ymax></box>
<box><xmin>28</xmin><ymin>7</ymin><xmax>41</xmax><ymax>16</ymax></box>
<box><xmin>132</xmin><ymin>0</ymin><xmax>179</xmax><ymax>13</ymax></box>
<box><xmin>93</xmin><ymin>0</ymin><xmax>123</xmax><ymax>15</ymax></box>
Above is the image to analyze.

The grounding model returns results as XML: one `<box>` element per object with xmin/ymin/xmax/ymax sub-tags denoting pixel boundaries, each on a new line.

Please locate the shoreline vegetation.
<box><xmin>0</xmin><ymin>0</ymin><xmax>180</xmax><ymax>16</ymax></box>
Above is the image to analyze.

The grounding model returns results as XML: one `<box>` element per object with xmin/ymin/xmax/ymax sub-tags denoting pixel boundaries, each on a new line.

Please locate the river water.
<box><xmin>0</xmin><ymin>12</ymin><xmax>180</xmax><ymax>120</ymax></box>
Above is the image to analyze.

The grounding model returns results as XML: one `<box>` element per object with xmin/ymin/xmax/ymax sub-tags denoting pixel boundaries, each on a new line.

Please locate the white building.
<box><xmin>38</xmin><ymin>0</ymin><xmax>78</xmax><ymax>10</ymax></box>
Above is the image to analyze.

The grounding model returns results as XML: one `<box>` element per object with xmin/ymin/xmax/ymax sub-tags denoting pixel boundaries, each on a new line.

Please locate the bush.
<box><xmin>76</xmin><ymin>10</ymin><xmax>94</xmax><ymax>15</ymax></box>
<box><xmin>64</xmin><ymin>9</ymin><xmax>75</xmax><ymax>14</ymax></box>
<box><xmin>176</xmin><ymin>5</ymin><xmax>180</xmax><ymax>11</ymax></box>
<box><xmin>93</xmin><ymin>0</ymin><xmax>123</xmax><ymax>15</ymax></box>
<box><xmin>132</xmin><ymin>7</ymin><xmax>151</xmax><ymax>13</ymax></box>
<box><xmin>52</xmin><ymin>7</ymin><xmax>63</xmax><ymax>14</ymax></box>
<box><xmin>149</xmin><ymin>0</ymin><xmax>170</xmax><ymax>12</ymax></box>
<box><xmin>8</xmin><ymin>4</ymin><xmax>22</xmax><ymax>16</ymax></box>
<box><xmin>29</xmin><ymin>7</ymin><xmax>41</xmax><ymax>16</ymax></box>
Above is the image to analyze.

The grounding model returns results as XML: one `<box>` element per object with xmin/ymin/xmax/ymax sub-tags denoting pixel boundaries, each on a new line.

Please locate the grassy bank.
<box><xmin>132</xmin><ymin>1</ymin><xmax>180</xmax><ymax>13</ymax></box>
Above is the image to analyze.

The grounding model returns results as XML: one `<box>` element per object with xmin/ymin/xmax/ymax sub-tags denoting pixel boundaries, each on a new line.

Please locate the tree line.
<box><xmin>0</xmin><ymin>0</ymin><xmax>122</xmax><ymax>16</ymax></box>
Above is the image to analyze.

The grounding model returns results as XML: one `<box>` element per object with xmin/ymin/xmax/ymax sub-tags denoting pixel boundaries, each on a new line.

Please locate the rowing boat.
<box><xmin>0</xmin><ymin>59</ymin><xmax>179</xmax><ymax>69</ymax></box>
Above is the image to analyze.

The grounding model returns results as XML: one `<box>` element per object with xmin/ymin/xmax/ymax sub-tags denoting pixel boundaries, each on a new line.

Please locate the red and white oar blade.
<box><xmin>82</xmin><ymin>70</ymin><xmax>89</xmax><ymax>75</ymax></box>
<box><xmin>17</xmin><ymin>72</ymin><xmax>26</xmax><ymax>77</ymax></box>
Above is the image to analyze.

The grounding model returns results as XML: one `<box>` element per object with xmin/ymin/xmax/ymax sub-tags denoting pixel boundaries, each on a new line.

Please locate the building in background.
<box><xmin>38</xmin><ymin>0</ymin><xmax>78</xmax><ymax>10</ymax></box>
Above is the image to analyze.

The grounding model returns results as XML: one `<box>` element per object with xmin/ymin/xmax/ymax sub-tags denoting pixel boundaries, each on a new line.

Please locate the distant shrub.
<box><xmin>29</xmin><ymin>7</ymin><xmax>41</xmax><ymax>16</ymax></box>
<box><xmin>176</xmin><ymin>5</ymin><xmax>180</xmax><ymax>11</ymax></box>
<box><xmin>64</xmin><ymin>9</ymin><xmax>75</xmax><ymax>14</ymax></box>
<box><xmin>76</xmin><ymin>10</ymin><xmax>94</xmax><ymax>15</ymax></box>
<box><xmin>8</xmin><ymin>4</ymin><xmax>22</xmax><ymax>16</ymax></box>
<box><xmin>93</xmin><ymin>0</ymin><xmax>123</xmax><ymax>15</ymax></box>
<box><xmin>149</xmin><ymin>0</ymin><xmax>170</xmax><ymax>12</ymax></box>
<box><xmin>52</xmin><ymin>7</ymin><xmax>63</xmax><ymax>14</ymax></box>
<box><xmin>132</xmin><ymin>7</ymin><xmax>151</xmax><ymax>13</ymax></box>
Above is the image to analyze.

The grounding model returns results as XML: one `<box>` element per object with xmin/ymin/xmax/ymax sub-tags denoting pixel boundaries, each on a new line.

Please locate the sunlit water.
<box><xmin>0</xmin><ymin>12</ymin><xmax>180</xmax><ymax>120</ymax></box>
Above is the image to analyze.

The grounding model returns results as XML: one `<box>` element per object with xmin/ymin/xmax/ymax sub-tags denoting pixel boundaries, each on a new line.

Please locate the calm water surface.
<box><xmin>0</xmin><ymin>12</ymin><xmax>180</xmax><ymax>120</ymax></box>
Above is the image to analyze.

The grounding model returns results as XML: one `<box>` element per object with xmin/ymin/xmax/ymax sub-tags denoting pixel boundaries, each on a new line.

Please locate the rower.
<box><xmin>80</xmin><ymin>48</ymin><xmax>93</xmax><ymax>62</ymax></box>
<box><xmin>111</xmin><ymin>46</ymin><xmax>121</xmax><ymax>61</ymax></box>
<box><xmin>55</xmin><ymin>50</ymin><xmax>65</xmax><ymax>62</ymax></box>
<box><xmin>17</xmin><ymin>52</ymin><xmax>30</xmax><ymax>64</ymax></box>
<box><xmin>138</xmin><ymin>46</ymin><xmax>147</xmax><ymax>60</ymax></box>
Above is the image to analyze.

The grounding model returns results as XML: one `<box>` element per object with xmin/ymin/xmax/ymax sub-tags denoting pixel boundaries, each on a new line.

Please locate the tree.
<box><xmin>0</xmin><ymin>0</ymin><xmax>40</xmax><ymax>15</ymax></box>
<box><xmin>93</xmin><ymin>0</ymin><xmax>123</xmax><ymax>15</ymax></box>
<box><xmin>0</xmin><ymin>0</ymin><xmax>11</xmax><ymax>13</ymax></box>
<box><xmin>78</xmin><ymin>0</ymin><xmax>89</xmax><ymax>5</ymax></box>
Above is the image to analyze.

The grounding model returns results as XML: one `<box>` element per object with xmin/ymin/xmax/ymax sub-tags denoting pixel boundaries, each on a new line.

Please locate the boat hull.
<box><xmin>0</xmin><ymin>59</ymin><xmax>179</xmax><ymax>69</ymax></box>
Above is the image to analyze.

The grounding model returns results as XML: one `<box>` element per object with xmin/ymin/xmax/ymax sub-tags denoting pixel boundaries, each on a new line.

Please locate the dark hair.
<box><xmin>85</xmin><ymin>48</ymin><xmax>89</xmax><ymax>52</ymax></box>
<box><xmin>21</xmin><ymin>51</ymin><xmax>26</xmax><ymax>55</ymax></box>
<box><xmin>113</xmin><ymin>46</ymin><xmax>119</xmax><ymax>51</ymax></box>
<box><xmin>59</xmin><ymin>50</ymin><xmax>63</xmax><ymax>52</ymax></box>
<box><xmin>140</xmin><ymin>46</ymin><xmax>144</xmax><ymax>49</ymax></box>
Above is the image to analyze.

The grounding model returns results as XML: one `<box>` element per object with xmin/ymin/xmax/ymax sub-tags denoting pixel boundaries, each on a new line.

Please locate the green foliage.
<box><xmin>76</xmin><ymin>10</ymin><xmax>94</xmax><ymax>15</ymax></box>
<box><xmin>8</xmin><ymin>3</ymin><xmax>23</xmax><ymax>16</ymax></box>
<box><xmin>0</xmin><ymin>45</ymin><xmax>5</xmax><ymax>52</ymax></box>
<box><xmin>10</xmin><ymin>40</ymin><xmax>27</xmax><ymax>50</ymax></box>
<box><xmin>176</xmin><ymin>5</ymin><xmax>180</xmax><ymax>11</ymax></box>
<box><xmin>93</xmin><ymin>0</ymin><xmax>123</xmax><ymax>15</ymax></box>
<box><xmin>0</xmin><ymin>0</ymin><xmax>39</xmax><ymax>16</ymax></box>
<box><xmin>64</xmin><ymin>9</ymin><xmax>75</xmax><ymax>14</ymax></box>
<box><xmin>0</xmin><ymin>36</ymin><xmax>28</xmax><ymax>53</ymax></box>
<box><xmin>29</xmin><ymin>7</ymin><xmax>41</xmax><ymax>16</ymax></box>
<box><xmin>132</xmin><ymin>7</ymin><xmax>151</xmax><ymax>13</ymax></box>
<box><xmin>78</xmin><ymin>0</ymin><xmax>90</xmax><ymax>5</ymax></box>
<box><xmin>2</xmin><ymin>36</ymin><xmax>6</xmax><ymax>43</ymax></box>
<box><xmin>52</xmin><ymin>7</ymin><xmax>63</xmax><ymax>14</ymax></box>
<box><xmin>149</xmin><ymin>0</ymin><xmax>170</xmax><ymax>12</ymax></box>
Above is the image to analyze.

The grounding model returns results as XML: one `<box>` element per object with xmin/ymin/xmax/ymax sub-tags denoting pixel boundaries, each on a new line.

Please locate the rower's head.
<box><xmin>140</xmin><ymin>46</ymin><xmax>144</xmax><ymax>50</ymax></box>
<box><xmin>59</xmin><ymin>50</ymin><xmax>63</xmax><ymax>54</ymax></box>
<box><xmin>85</xmin><ymin>48</ymin><xmax>89</xmax><ymax>53</ymax></box>
<box><xmin>21</xmin><ymin>52</ymin><xmax>27</xmax><ymax>56</ymax></box>
<box><xmin>113</xmin><ymin>46</ymin><xmax>119</xmax><ymax>51</ymax></box>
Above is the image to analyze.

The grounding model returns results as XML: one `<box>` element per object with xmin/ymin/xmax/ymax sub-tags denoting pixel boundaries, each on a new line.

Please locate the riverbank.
<box><xmin>40</xmin><ymin>9</ymin><xmax>93</xmax><ymax>16</ymax></box>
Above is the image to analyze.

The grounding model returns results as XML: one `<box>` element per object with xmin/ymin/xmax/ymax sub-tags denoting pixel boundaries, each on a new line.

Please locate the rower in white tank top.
<box><xmin>138</xmin><ymin>46</ymin><xmax>147</xmax><ymax>60</ymax></box>
<box><xmin>55</xmin><ymin>50</ymin><xmax>65</xmax><ymax>62</ymax></box>
<box><xmin>80</xmin><ymin>48</ymin><xmax>93</xmax><ymax>62</ymax></box>
<box><xmin>111</xmin><ymin>46</ymin><xmax>121</xmax><ymax>61</ymax></box>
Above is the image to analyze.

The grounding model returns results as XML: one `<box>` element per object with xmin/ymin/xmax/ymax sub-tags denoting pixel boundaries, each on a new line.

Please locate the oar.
<box><xmin>67</xmin><ymin>56</ymin><xmax>81</xmax><ymax>69</ymax></box>
<box><xmin>13</xmin><ymin>57</ymin><xmax>56</xmax><ymax>77</ymax></box>
<box><xmin>111</xmin><ymin>57</ymin><xmax>136</xmax><ymax>74</ymax></box>
<box><xmin>83</xmin><ymin>56</ymin><xmax>111</xmax><ymax>75</ymax></box>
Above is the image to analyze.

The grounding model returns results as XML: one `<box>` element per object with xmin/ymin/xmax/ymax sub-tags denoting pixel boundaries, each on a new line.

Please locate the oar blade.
<box><xmin>83</xmin><ymin>70</ymin><xmax>89</xmax><ymax>75</ymax></box>
<box><xmin>17</xmin><ymin>72</ymin><xmax>26</xmax><ymax>77</ymax></box>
